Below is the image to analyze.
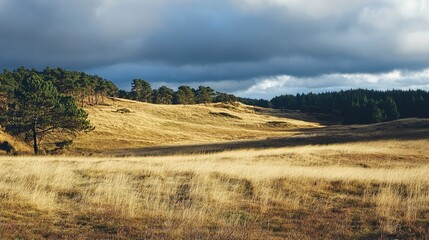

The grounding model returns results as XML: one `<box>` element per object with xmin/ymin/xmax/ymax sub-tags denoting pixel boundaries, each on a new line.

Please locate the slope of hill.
<box><xmin>3</xmin><ymin>98</ymin><xmax>428</xmax><ymax>156</ymax></box>
<box><xmin>71</xmin><ymin>98</ymin><xmax>320</xmax><ymax>153</ymax></box>
<box><xmin>0</xmin><ymin>130</ymin><xmax>32</xmax><ymax>154</ymax></box>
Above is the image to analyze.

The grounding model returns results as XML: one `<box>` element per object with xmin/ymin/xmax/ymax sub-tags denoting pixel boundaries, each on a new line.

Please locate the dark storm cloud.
<box><xmin>1</xmin><ymin>0</ymin><xmax>429</xmax><ymax>98</ymax></box>
<box><xmin>0</xmin><ymin>0</ymin><xmax>160</xmax><ymax>69</ymax></box>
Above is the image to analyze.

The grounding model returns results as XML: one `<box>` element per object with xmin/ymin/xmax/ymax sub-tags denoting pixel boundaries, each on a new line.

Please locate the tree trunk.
<box><xmin>32</xmin><ymin>120</ymin><xmax>38</xmax><ymax>155</ymax></box>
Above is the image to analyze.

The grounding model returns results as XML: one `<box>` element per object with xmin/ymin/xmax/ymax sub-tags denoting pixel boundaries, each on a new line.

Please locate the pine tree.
<box><xmin>1</xmin><ymin>73</ymin><xmax>93</xmax><ymax>154</ymax></box>
<box><xmin>156</xmin><ymin>86</ymin><xmax>174</xmax><ymax>104</ymax></box>
<box><xmin>174</xmin><ymin>86</ymin><xmax>195</xmax><ymax>104</ymax></box>
<box><xmin>215</xmin><ymin>93</ymin><xmax>237</xmax><ymax>103</ymax></box>
<box><xmin>140</xmin><ymin>80</ymin><xmax>152</xmax><ymax>102</ymax></box>
<box><xmin>381</xmin><ymin>97</ymin><xmax>400</xmax><ymax>121</ymax></box>
<box><xmin>196</xmin><ymin>86</ymin><xmax>215</xmax><ymax>104</ymax></box>
<box><xmin>367</xmin><ymin>101</ymin><xmax>383</xmax><ymax>123</ymax></box>
<box><xmin>131</xmin><ymin>79</ymin><xmax>152</xmax><ymax>102</ymax></box>
<box><xmin>131</xmin><ymin>79</ymin><xmax>143</xmax><ymax>101</ymax></box>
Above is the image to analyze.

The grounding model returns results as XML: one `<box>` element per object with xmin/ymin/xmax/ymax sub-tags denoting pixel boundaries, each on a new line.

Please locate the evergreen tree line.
<box><xmin>120</xmin><ymin>79</ymin><xmax>248</xmax><ymax>105</ymax></box>
<box><xmin>0</xmin><ymin>67</ymin><xmax>264</xmax><ymax>108</ymax></box>
<box><xmin>270</xmin><ymin>89</ymin><xmax>429</xmax><ymax>124</ymax></box>
<box><xmin>0</xmin><ymin>67</ymin><xmax>119</xmax><ymax>108</ymax></box>
<box><xmin>2</xmin><ymin>67</ymin><xmax>429</xmax><ymax>132</ymax></box>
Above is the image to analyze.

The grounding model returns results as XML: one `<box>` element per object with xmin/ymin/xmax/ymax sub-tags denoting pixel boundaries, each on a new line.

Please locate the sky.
<box><xmin>1</xmin><ymin>0</ymin><xmax>429</xmax><ymax>99</ymax></box>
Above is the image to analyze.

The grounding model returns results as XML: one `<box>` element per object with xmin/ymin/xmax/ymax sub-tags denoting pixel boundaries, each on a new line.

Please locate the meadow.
<box><xmin>1</xmin><ymin>139</ymin><xmax>429</xmax><ymax>239</ymax></box>
<box><xmin>1</xmin><ymin>100</ymin><xmax>429</xmax><ymax>239</ymax></box>
<box><xmin>71</xmin><ymin>98</ymin><xmax>320</xmax><ymax>153</ymax></box>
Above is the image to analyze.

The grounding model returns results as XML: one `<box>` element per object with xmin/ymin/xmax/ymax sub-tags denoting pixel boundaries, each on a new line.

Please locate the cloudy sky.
<box><xmin>1</xmin><ymin>0</ymin><xmax>429</xmax><ymax>99</ymax></box>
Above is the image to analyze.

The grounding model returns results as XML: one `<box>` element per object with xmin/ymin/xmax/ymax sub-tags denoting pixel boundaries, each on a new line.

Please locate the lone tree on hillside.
<box><xmin>1</xmin><ymin>73</ymin><xmax>93</xmax><ymax>154</ymax></box>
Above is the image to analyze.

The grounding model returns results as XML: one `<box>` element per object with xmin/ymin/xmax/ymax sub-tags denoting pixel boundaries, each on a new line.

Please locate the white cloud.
<box><xmin>234</xmin><ymin>0</ymin><xmax>372</xmax><ymax>18</ymax></box>
<box><xmin>236</xmin><ymin>69</ymin><xmax>429</xmax><ymax>99</ymax></box>
<box><xmin>400</xmin><ymin>31</ymin><xmax>429</xmax><ymax>55</ymax></box>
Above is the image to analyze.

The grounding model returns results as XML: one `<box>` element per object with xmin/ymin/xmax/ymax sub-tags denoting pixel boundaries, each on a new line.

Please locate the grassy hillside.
<box><xmin>0</xmin><ymin>130</ymin><xmax>32</xmax><ymax>154</ymax></box>
<box><xmin>1</xmin><ymin>139</ymin><xmax>429</xmax><ymax>239</ymax></box>
<box><xmin>72</xmin><ymin>98</ymin><xmax>320</xmax><ymax>153</ymax></box>
<box><xmin>1</xmin><ymin>98</ymin><xmax>429</xmax><ymax>238</ymax></box>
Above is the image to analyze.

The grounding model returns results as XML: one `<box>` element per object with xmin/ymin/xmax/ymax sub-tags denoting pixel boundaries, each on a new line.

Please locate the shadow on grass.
<box><xmin>104</xmin><ymin>118</ymin><xmax>429</xmax><ymax>157</ymax></box>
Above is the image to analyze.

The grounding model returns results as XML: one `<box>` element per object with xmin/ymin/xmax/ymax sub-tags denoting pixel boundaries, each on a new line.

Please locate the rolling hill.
<box><xmin>3</xmin><ymin>97</ymin><xmax>429</xmax><ymax>156</ymax></box>
<box><xmin>71</xmin><ymin>98</ymin><xmax>320</xmax><ymax>154</ymax></box>
<box><xmin>2</xmin><ymin>98</ymin><xmax>429</xmax><ymax>239</ymax></box>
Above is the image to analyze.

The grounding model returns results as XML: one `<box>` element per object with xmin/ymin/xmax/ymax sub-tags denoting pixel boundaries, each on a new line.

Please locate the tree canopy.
<box><xmin>131</xmin><ymin>79</ymin><xmax>151</xmax><ymax>102</ymax></box>
<box><xmin>196</xmin><ymin>86</ymin><xmax>215</xmax><ymax>104</ymax></box>
<box><xmin>174</xmin><ymin>85</ymin><xmax>196</xmax><ymax>104</ymax></box>
<box><xmin>154</xmin><ymin>86</ymin><xmax>174</xmax><ymax>104</ymax></box>
<box><xmin>0</xmin><ymin>67</ymin><xmax>119</xmax><ymax>108</ymax></box>
<box><xmin>1</xmin><ymin>73</ymin><xmax>93</xmax><ymax>154</ymax></box>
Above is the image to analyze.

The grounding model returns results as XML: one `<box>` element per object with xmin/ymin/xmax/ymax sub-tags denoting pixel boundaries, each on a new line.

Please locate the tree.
<box><xmin>196</xmin><ymin>86</ymin><xmax>215</xmax><ymax>104</ymax></box>
<box><xmin>0</xmin><ymin>70</ymin><xmax>18</xmax><ymax>103</ymax></box>
<box><xmin>366</xmin><ymin>101</ymin><xmax>383</xmax><ymax>123</ymax></box>
<box><xmin>238</xmin><ymin>97</ymin><xmax>271</xmax><ymax>108</ymax></box>
<box><xmin>77</xmin><ymin>74</ymin><xmax>90</xmax><ymax>107</ymax></box>
<box><xmin>105</xmin><ymin>80</ymin><xmax>119</xmax><ymax>97</ymax></box>
<box><xmin>0</xmin><ymin>79</ymin><xmax>3</xmax><ymax>113</ymax></box>
<box><xmin>131</xmin><ymin>79</ymin><xmax>152</xmax><ymax>102</ymax></box>
<box><xmin>140</xmin><ymin>80</ymin><xmax>152</xmax><ymax>102</ymax></box>
<box><xmin>174</xmin><ymin>86</ymin><xmax>195</xmax><ymax>104</ymax></box>
<box><xmin>155</xmin><ymin>86</ymin><xmax>174</xmax><ymax>104</ymax></box>
<box><xmin>151</xmin><ymin>89</ymin><xmax>159</xmax><ymax>103</ymax></box>
<box><xmin>118</xmin><ymin>90</ymin><xmax>131</xmax><ymax>99</ymax></box>
<box><xmin>131</xmin><ymin>79</ymin><xmax>143</xmax><ymax>101</ymax></box>
<box><xmin>425</xmin><ymin>96</ymin><xmax>429</xmax><ymax>117</ymax></box>
<box><xmin>381</xmin><ymin>97</ymin><xmax>400</xmax><ymax>121</ymax></box>
<box><xmin>1</xmin><ymin>73</ymin><xmax>93</xmax><ymax>154</ymax></box>
<box><xmin>215</xmin><ymin>93</ymin><xmax>237</xmax><ymax>103</ymax></box>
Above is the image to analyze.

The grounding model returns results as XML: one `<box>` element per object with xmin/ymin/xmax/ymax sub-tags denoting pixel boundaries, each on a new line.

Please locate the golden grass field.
<box><xmin>1</xmin><ymin>100</ymin><xmax>429</xmax><ymax>239</ymax></box>
<box><xmin>72</xmin><ymin>98</ymin><xmax>320</xmax><ymax>153</ymax></box>
<box><xmin>1</xmin><ymin>140</ymin><xmax>429</xmax><ymax>239</ymax></box>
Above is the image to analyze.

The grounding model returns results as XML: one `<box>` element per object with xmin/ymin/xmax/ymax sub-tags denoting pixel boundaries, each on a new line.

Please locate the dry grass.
<box><xmin>1</xmin><ymin>139</ymin><xmax>429</xmax><ymax>239</ymax></box>
<box><xmin>0</xmin><ymin>130</ymin><xmax>33</xmax><ymax>154</ymax></box>
<box><xmin>72</xmin><ymin>98</ymin><xmax>319</xmax><ymax>152</ymax></box>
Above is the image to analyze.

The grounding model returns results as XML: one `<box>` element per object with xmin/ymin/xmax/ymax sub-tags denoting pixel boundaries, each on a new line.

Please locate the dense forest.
<box><xmin>1</xmin><ymin>67</ymin><xmax>429</xmax><ymax>127</ymax></box>
<box><xmin>271</xmin><ymin>89</ymin><xmax>429</xmax><ymax>124</ymax></box>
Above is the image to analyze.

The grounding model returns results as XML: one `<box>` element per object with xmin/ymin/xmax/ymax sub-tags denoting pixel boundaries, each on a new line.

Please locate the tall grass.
<box><xmin>1</xmin><ymin>140</ymin><xmax>429</xmax><ymax>239</ymax></box>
